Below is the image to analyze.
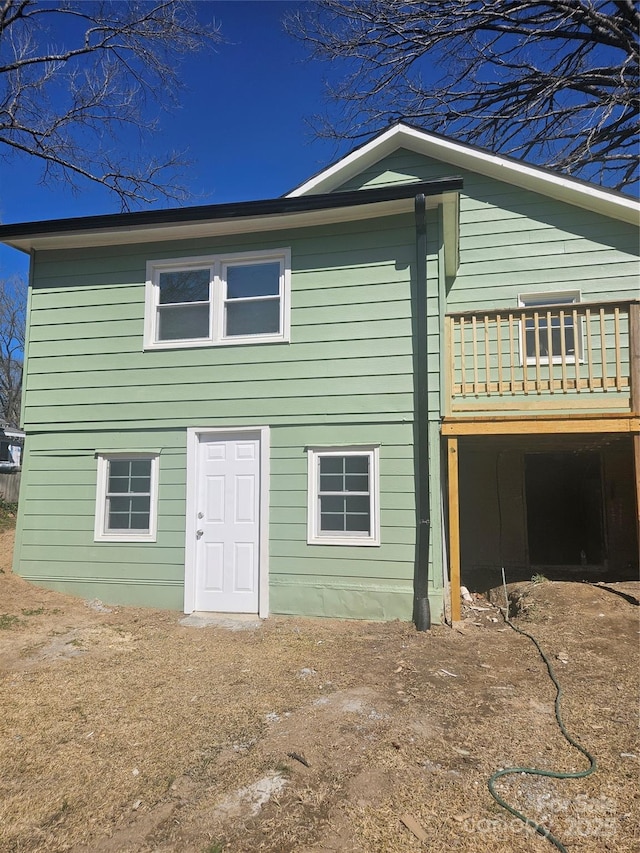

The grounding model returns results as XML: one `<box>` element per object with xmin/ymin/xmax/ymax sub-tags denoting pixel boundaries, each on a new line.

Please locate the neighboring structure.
<box><xmin>0</xmin><ymin>424</ymin><xmax>24</xmax><ymax>503</ymax></box>
<box><xmin>0</xmin><ymin>424</ymin><xmax>24</xmax><ymax>471</ymax></box>
<box><xmin>0</xmin><ymin>124</ymin><xmax>638</xmax><ymax>624</ymax></box>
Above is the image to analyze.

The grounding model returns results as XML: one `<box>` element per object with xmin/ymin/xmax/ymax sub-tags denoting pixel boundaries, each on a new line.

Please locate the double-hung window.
<box><xmin>156</xmin><ymin>267</ymin><xmax>211</xmax><ymax>342</ymax></box>
<box><xmin>307</xmin><ymin>447</ymin><xmax>380</xmax><ymax>546</ymax></box>
<box><xmin>145</xmin><ymin>249</ymin><xmax>291</xmax><ymax>349</ymax></box>
<box><xmin>95</xmin><ymin>454</ymin><xmax>159</xmax><ymax>542</ymax></box>
<box><xmin>519</xmin><ymin>292</ymin><xmax>581</xmax><ymax>365</ymax></box>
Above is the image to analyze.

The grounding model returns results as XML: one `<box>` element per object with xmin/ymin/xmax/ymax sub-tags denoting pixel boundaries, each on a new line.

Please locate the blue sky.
<box><xmin>0</xmin><ymin>1</ymin><xmax>355</xmax><ymax>280</ymax></box>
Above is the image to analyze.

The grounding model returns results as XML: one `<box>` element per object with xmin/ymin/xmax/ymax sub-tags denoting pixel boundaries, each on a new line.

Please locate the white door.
<box><xmin>194</xmin><ymin>433</ymin><xmax>260</xmax><ymax>613</ymax></box>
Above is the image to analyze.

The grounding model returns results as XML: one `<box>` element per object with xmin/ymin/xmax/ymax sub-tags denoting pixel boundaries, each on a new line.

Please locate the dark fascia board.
<box><xmin>0</xmin><ymin>177</ymin><xmax>463</xmax><ymax>246</ymax></box>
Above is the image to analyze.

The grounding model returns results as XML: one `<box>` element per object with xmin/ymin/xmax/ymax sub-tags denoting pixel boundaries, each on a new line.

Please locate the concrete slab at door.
<box><xmin>195</xmin><ymin>433</ymin><xmax>260</xmax><ymax>613</ymax></box>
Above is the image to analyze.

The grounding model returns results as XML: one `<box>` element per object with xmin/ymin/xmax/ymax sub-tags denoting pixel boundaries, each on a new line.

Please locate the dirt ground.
<box><xmin>0</xmin><ymin>528</ymin><xmax>638</xmax><ymax>853</ymax></box>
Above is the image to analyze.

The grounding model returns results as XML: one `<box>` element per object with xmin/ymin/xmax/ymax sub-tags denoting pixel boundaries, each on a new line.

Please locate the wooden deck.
<box><xmin>443</xmin><ymin>298</ymin><xmax>640</xmax><ymax>622</ymax></box>
<box><xmin>445</xmin><ymin>299</ymin><xmax>639</xmax><ymax>415</ymax></box>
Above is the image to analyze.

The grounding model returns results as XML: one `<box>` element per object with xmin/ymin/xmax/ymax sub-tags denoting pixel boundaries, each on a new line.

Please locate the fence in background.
<box><xmin>0</xmin><ymin>472</ymin><xmax>21</xmax><ymax>502</ymax></box>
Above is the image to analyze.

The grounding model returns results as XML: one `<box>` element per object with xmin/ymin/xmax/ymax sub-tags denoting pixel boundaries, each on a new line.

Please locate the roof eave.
<box><xmin>0</xmin><ymin>178</ymin><xmax>463</xmax><ymax>253</ymax></box>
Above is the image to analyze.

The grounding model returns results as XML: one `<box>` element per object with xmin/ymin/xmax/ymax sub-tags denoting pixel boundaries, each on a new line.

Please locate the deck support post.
<box><xmin>633</xmin><ymin>434</ymin><xmax>640</xmax><ymax>546</ymax></box>
<box><xmin>447</xmin><ymin>437</ymin><xmax>461</xmax><ymax>622</ymax></box>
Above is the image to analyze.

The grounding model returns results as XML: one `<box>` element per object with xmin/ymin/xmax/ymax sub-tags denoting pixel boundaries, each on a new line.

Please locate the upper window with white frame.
<box><xmin>519</xmin><ymin>291</ymin><xmax>581</xmax><ymax>365</ymax></box>
<box><xmin>95</xmin><ymin>453</ymin><xmax>159</xmax><ymax>542</ymax></box>
<box><xmin>144</xmin><ymin>248</ymin><xmax>291</xmax><ymax>349</ymax></box>
<box><xmin>307</xmin><ymin>447</ymin><xmax>380</xmax><ymax>546</ymax></box>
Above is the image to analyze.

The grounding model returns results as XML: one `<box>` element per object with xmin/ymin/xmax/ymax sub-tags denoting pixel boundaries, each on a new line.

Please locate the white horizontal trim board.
<box><xmin>19</xmin><ymin>574</ymin><xmax>183</xmax><ymax>587</ymax></box>
<box><xmin>270</xmin><ymin>577</ymin><xmax>411</xmax><ymax>592</ymax></box>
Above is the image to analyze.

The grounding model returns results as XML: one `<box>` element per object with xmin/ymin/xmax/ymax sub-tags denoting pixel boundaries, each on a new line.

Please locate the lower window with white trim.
<box><xmin>307</xmin><ymin>447</ymin><xmax>380</xmax><ymax>546</ymax></box>
<box><xmin>95</xmin><ymin>453</ymin><xmax>159</xmax><ymax>542</ymax></box>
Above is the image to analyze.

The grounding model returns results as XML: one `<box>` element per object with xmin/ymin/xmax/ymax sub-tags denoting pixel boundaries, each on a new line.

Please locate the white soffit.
<box><xmin>287</xmin><ymin>124</ymin><xmax>639</xmax><ymax>226</ymax></box>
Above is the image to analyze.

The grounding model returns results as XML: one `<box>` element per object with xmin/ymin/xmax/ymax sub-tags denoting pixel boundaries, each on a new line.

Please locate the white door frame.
<box><xmin>184</xmin><ymin>426</ymin><xmax>270</xmax><ymax>618</ymax></box>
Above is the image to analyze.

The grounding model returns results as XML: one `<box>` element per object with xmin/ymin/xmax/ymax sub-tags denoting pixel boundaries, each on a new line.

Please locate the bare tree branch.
<box><xmin>286</xmin><ymin>0</ymin><xmax>639</xmax><ymax>192</ymax></box>
<box><xmin>0</xmin><ymin>278</ymin><xmax>25</xmax><ymax>427</ymax></box>
<box><xmin>0</xmin><ymin>1</ymin><xmax>222</xmax><ymax>209</ymax></box>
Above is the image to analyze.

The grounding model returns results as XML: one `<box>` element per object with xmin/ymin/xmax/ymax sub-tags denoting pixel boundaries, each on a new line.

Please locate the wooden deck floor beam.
<box><xmin>442</xmin><ymin>414</ymin><xmax>639</xmax><ymax>436</ymax></box>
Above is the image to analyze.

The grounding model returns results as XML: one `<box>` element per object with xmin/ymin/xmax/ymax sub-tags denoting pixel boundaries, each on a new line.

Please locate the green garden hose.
<box><xmin>487</xmin><ymin>615</ymin><xmax>598</xmax><ymax>852</ymax></box>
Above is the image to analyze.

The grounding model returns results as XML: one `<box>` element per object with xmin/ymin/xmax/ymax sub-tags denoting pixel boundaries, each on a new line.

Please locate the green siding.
<box><xmin>17</xmin><ymin>421</ymin><xmax>421</xmax><ymax>620</ymax></box>
<box><xmin>24</xmin><ymin>217</ymin><xmax>422</xmax><ymax>431</ymax></box>
<box><xmin>336</xmin><ymin>148</ymin><xmax>639</xmax><ymax>309</ymax></box>
<box><xmin>336</xmin><ymin>148</ymin><xmax>638</xmax><ymax>420</ymax></box>
<box><xmin>16</xmin><ymin>144</ymin><xmax>637</xmax><ymax>625</ymax></box>
<box><xmin>335</xmin><ymin>147</ymin><xmax>638</xmax><ymax>612</ymax></box>
<box><xmin>16</xmin><ymin>214</ymin><xmax>434</xmax><ymax>621</ymax></box>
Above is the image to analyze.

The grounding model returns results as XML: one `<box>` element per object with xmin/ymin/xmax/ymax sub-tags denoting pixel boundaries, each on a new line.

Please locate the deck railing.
<box><xmin>445</xmin><ymin>299</ymin><xmax>639</xmax><ymax>414</ymax></box>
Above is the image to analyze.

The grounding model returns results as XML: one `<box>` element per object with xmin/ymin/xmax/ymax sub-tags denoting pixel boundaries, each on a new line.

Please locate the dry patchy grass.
<box><xmin>0</xmin><ymin>529</ymin><xmax>638</xmax><ymax>853</ymax></box>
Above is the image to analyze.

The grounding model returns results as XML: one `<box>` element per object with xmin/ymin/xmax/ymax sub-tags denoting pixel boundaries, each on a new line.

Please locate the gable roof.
<box><xmin>287</xmin><ymin>123</ymin><xmax>639</xmax><ymax>226</ymax></box>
